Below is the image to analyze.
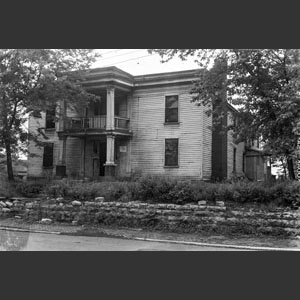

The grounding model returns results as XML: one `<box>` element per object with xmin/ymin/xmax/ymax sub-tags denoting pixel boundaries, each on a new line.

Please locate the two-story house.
<box><xmin>27</xmin><ymin>66</ymin><xmax>267</xmax><ymax>181</ymax></box>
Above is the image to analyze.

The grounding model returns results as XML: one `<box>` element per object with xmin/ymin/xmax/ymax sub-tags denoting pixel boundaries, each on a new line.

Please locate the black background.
<box><xmin>1</xmin><ymin>1</ymin><xmax>299</xmax><ymax>298</ymax></box>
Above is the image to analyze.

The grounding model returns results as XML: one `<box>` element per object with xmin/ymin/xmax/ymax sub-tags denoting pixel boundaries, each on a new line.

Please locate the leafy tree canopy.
<box><xmin>0</xmin><ymin>49</ymin><xmax>100</xmax><ymax>180</ymax></box>
<box><xmin>149</xmin><ymin>49</ymin><xmax>300</xmax><ymax>178</ymax></box>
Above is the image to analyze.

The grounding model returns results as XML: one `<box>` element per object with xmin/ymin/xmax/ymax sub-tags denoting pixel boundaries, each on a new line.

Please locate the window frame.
<box><xmin>164</xmin><ymin>138</ymin><xmax>179</xmax><ymax>167</ymax></box>
<box><xmin>165</xmin><ymin>95</ymin><xmax>179</xmax><ymax>124</ymax></box>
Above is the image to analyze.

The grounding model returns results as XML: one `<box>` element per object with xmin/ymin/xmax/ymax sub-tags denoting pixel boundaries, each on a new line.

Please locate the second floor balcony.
<box><xmin>63</xmin><ymin>115</ymin><xmax>131</xmax><ymax>134</ymax></box>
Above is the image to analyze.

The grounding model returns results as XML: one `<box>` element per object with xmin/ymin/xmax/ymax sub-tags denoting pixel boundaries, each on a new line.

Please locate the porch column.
<box><xmin>106</xmin><ymin>86</ymin><xmax>115</xmax><ymax>130</ymax></box>
<box><xmin>56</xmin><ymin>136</ymin><xmax>67</xmax><ymax>177</ymax></box>
<box><xmin>104</xmin><ymin>134</ymin><xmax>116</xmax><ymax>176</ymax></box>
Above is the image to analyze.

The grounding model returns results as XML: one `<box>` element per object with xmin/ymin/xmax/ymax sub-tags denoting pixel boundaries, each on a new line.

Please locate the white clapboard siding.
<box><xmin>202</xmin><ymin>107</ymin><xmax>212</xmax><ymax>180</ymax></box>
<box><xmin>130</xmin><ymin>85</ymin><xmax>204</xmax><ymax>179</ymax></box>
<box><xmin>27</xmin><ymin>113</ymin><xmax>59</xmax><ymax>177</ymax></box>
<box><xmin>65</xmin><ymin>137</ymin><xmax>82</xmax><ymax>177</ymax></box>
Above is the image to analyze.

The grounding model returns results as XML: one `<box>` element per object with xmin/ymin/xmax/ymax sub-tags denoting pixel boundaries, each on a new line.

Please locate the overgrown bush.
<box><xmin>42</xmin><ymin>176</ymin><xmax>300</xmax><ymax>207</ymax></box>
<box><xmin>15</xmin><ymin>181</ymin><xmax>45</xmax><ymax>197</ymax></box>
<box><xmin>44</xmin><ymin>180</ymin><xmax>135</xmax><ymax>202</ymax></box>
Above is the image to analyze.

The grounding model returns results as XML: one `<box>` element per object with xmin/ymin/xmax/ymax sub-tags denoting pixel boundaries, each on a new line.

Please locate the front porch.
<box><xmin>55</xmin><ymin>84</ymin><xmax>132</xmax><ymax>179</ymax></box>
<box><xmin>55</xmin><ymin>134</ymin><xmax>131</xmax><ymax>179</ymax></box>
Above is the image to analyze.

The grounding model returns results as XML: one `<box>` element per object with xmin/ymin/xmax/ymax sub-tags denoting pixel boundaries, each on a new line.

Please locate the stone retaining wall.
<box><xmin>0</xmin><ymin>197</ymin><xmax>300</xmax><ymax>236</ymax></box>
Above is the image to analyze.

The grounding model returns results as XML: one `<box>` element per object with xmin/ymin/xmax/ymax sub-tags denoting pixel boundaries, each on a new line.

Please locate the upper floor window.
<box><xmin>43</xmin><ymin>143</ymin><xmax>54</xmax><ymax>168</ymax></box>
<box><xmin>165</xmin><ymin>138</ymin><xmax>179</xmax><ymax>167</ymax></box>
<box><xmin>45</xmin><ymin>106</ymin><xmax>56</xmax><ymax>129</ymax></box>
<box><xmin>165</xmin><ymin>95</ymin><xmax>178</xmax><ymax>123</ymax></box>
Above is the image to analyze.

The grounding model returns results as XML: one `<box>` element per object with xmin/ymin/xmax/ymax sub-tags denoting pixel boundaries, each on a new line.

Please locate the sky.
<box><xmin>92</xmin><ymin>49</ymin><xmax>200</xmax><ymax>75</ymax></box>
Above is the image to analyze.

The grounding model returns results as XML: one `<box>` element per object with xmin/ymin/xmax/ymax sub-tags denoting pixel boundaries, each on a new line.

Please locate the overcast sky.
<box><xmin>92</xmin><ymin>49</ymin><xmax>200</xmax><ymax>75</ymax></box>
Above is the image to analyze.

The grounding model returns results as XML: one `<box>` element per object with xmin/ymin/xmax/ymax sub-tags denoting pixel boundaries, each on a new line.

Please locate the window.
<box><xmin>165</xmin><ymin>139</ymin><xmax>179</xmax><ymax>167</ymax></box>
<box><xmin>45</xmin><ymin>106</ymin><xmax>56</xmax><ymax>129</ymax></box>
<box><xmin>43</xmin><ymin>143</ymin><xmax>54</xmax><ymax>168</ymax></box>
<box><xmin>165</xmin><ymin>95</ymin><xmax>178</xmax><ymax>123</ymax></box>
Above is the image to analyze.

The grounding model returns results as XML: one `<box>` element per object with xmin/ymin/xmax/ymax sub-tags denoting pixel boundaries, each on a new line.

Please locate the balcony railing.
<box><xmin>115</xmin><ymin>116</ymin><xmax>130</xmax><ymax>130</ymax></box>
<box><xmin>64</xmin><ymin>116</ymin><xmax>130</xmax><ymax>131</ymax></box>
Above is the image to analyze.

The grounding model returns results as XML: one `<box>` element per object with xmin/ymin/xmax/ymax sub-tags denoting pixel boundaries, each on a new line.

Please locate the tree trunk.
<box><xmin>5</xmin><ymin>140</ymin><xmax>14</xmax><ymax>182</ymax></box>
<box><xmin>287</xmin><ymin>157</ymin><xmax>296</xmax><ymax>180</ymax></box>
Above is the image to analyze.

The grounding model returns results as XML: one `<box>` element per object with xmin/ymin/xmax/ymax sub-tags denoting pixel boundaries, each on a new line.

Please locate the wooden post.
<box><xmin>106</xmin><ymin>86</ymin><xmax>115</xmax><ymax>130</ymax></box>
<box><xmin>104</xmin><ymin>134</ymin><xmax>116</xmax><ymax>176</ymax></box>
<box><xmin>56</xmin><ymin>136</ymin><xmax>67</xmax><ymax>177</ymax></box>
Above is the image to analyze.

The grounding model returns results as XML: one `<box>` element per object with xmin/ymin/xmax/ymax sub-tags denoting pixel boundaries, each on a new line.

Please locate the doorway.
<box><xmin>99</xmin><ymin>140</ymin><xmax>106</xmax><ymax>176</ymax></box>
<box><xmin>92</xmin><ymin>140</ymin><xmax>107</xmax><ymax>177</ymax></box>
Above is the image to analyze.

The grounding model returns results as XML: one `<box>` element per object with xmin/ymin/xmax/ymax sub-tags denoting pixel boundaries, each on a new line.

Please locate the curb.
<box><xmin>1</xmin><ymin>225</ymin><xmax>299</xmax><ymax>251</ymax></box>
<box><xmin>0</xmin><ymin>226</ymin><xmax>61</xmax><ymax>235</ymax></box>
<box><xmin>128</xmin><ymin>236</ymin><xmax>300</xmax><ymax>251</ymax></box>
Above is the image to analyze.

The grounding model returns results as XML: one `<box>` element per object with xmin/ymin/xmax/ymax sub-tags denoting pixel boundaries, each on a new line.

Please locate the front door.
<box><xmin>99</xmin><ymin>141</ymin><xmax>106</xmax><ymax>176</ymax></box>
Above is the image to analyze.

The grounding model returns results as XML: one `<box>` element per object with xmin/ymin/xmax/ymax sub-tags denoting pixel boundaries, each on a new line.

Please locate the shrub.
<box><xmin>15</xmin><ymin>181</ymin><xmax>45</xmax><ymax>197</ymax></box>
<box><xmin>44</xmin><ymin>180</ymin><xmax>136</xmax><ymax>202</ymax></box>
<box><xmin>43</xmin><ymin>180</ymin><xmax>71</xmax><ymax>198</ymax></box>
<box><xmin>42</xmin><ymin>176</ymin><xmax>300</xmax><ymax>208</ymax></box>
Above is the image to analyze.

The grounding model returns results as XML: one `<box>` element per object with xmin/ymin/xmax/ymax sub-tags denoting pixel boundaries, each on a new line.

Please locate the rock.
<box><xmin>15</xmin><ymin>216</ymin><xmax>22</xmax><ymax>219</ymax></box>
<box><xmin>216</xmin><ymin>201</ymin><xmax>225</xmax><ymax>207</ymax></box>
<box><xmin>72</xmin><ymin>200</ymin><xmax>82</xmax><ymax>206</ymax></box>
<box><xmin>5</xmin><ymin>201</ymin><xmax>13</xmax><ymax>207</ymax></box>
<box><xmin>0</xmin><ymin>201</ymin><xmax>6</xmax><ymax>207</ymax></box>
<box><xmin>59</xmin><ymin>203</ymin><xmax>64</xmax><ymax>206</ymax></box>
<box><xmin>198</xmin><ymin>200</ymin><xmax>207</xmax><ymax>206</ymax></box>
<box><xmin>2</xmin><ymin>208</ymin><xmax>11</xmax><ymax>212</ymax></box>
<box><xmin>56</xmin><ymin>197</ymin><xmax>64</xmax><ymax>202</ymax></box>
<box><xmin>25</xmin><ymin>202</ymin><xmax>34</xmax><ymax>208</ymax></box>
<box><xmin>95</xmin><ymin>197</ymin><xmax>105</xmax><ymax>202</ymax></box>
<box><xmin>10</xmin><ymin>197</ymin><xmax>28</xmax><ymax>201</ymax></box>
<box><xmin>41</xmin><ymin>218</ymin><xmax>52</xmax><ymax>224</ymax></box>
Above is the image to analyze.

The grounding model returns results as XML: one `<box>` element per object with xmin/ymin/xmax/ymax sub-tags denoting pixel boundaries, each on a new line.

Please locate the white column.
<box><xmin>106</xmin><ymin>86</ymin><xmax>115</xmax><ymax>130</ymax></box>
<box><xmin>106</xmin><ymin>134</ymin><xmax>115</xmax><ymax>165</ymax></box>
<box><xmin>58</xmin><ymin>136</ymin><xmax>67</xmax><ymax>165</ymax></box>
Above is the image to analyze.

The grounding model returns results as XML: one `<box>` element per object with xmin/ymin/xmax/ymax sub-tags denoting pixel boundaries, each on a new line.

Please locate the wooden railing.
<box><xmin>115</xmin><ymin>116</ymin><xmax>130</xmax><ymax>130</ymax></box>
<box><xmin>64</xmin><ymin>116</ymin><xmax>130</xmax><ymax>131</ymax></box>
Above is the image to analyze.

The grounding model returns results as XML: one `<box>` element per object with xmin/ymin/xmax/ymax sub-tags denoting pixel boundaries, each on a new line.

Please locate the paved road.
<box><xmin>0</xmin><ymin>229</ymin><xmax>245</xmax><ymax>251</ymax></box>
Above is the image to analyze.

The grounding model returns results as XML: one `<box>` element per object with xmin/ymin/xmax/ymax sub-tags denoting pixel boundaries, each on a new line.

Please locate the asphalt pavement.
<box><xmin>0</xmin><ymin>229</ymin><xmax>242</xmax><ymax>251</ymax></box>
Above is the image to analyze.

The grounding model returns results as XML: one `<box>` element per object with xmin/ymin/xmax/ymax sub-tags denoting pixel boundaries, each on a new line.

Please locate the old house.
<box><xmin>27</xmin><ymin>66</ymin><xmax>267</xmax><ymax>181</ymax></box>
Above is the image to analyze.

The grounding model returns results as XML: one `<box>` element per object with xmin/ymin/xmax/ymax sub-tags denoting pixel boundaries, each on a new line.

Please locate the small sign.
<box><xmin>120</xmin><ymin>146</ymin><xmax>127</xmax><ymax>153</ymax></box>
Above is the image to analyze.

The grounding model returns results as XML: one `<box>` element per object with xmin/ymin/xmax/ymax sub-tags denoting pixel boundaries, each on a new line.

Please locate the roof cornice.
<box><xmin>82</xmin><ymin>66</ymin><xmax>202</xmax><ymax>89</ymax></box>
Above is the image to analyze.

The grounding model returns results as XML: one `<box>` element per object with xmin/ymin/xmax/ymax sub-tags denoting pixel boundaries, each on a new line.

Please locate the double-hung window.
<box><xmin>165</xmin><ymin>139</ymin><xmax>179</xmax><ymax>167</ymax></box>
<box><xmin>165</xmin><ymin>95</ymin><xmax>178</xmax><ymax>123</ymax></box>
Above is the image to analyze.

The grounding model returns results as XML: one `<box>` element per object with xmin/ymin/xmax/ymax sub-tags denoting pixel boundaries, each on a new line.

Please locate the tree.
<box><xmin>149</xmin><ymin>49</ymin><xmax>300</xmax><ymax>179</ymax></box>
<box><xmin>0</xmin><ymin>49</ymin><xmax>100</xmax><ymax>181</ymax></box>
